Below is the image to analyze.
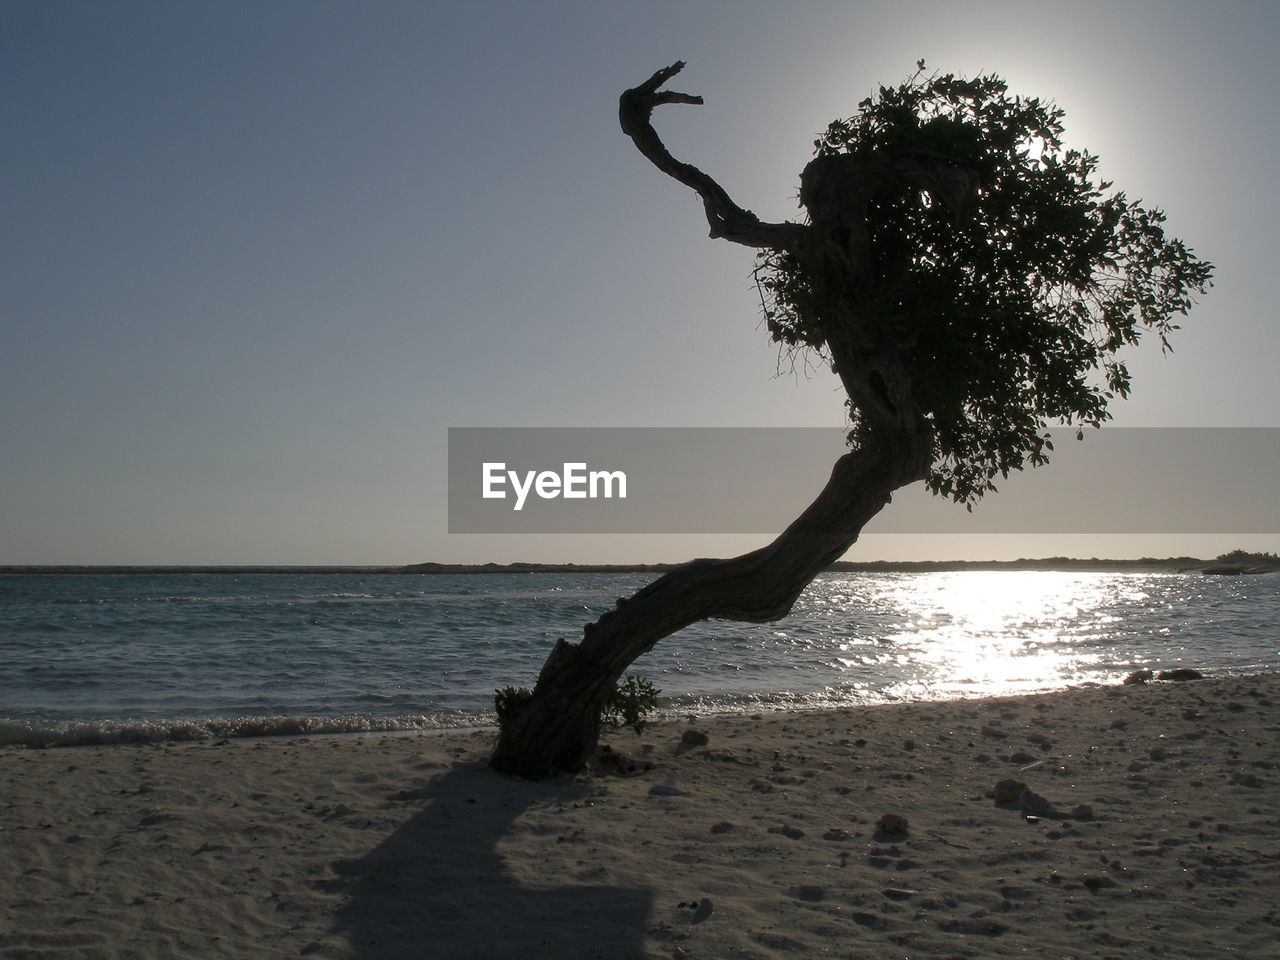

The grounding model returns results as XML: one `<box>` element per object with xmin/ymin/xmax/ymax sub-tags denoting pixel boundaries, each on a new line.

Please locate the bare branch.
<box><xmin>619</xmin><ymin>62</ymin><xmax>804</xmax><ymax>251</ymax></box>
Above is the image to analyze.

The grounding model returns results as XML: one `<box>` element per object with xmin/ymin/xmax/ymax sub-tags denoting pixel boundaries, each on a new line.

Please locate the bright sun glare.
<box><xmin>869</xmin><ymin>571</ymin><xmax>1144</xmax><ymax>698</ymax></box>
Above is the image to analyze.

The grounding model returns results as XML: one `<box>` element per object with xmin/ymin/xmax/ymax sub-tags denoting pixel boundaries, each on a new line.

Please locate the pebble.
<box><xmin>681</xmin><ymin>729</ymin><xmax>709</xmax><ymax>747</ymax></box>
<box><xmin>876</xmin><ymin>813</ymin><xmax>909</xmax><ymax>835</ymax></box>
<box><xmin>991</xmin><ymin>778</ymin><xmax>1065</xmax><ymax>817</ymax></box>
<box><xmin>992</xmin><ymin>779</ymin><xmax>1028</xmax><ymax>804</ymax></box>
<box><xmin>768</xmin><ymin>825</ymin><xmax>806</xmax><ymax>840</ymax></box>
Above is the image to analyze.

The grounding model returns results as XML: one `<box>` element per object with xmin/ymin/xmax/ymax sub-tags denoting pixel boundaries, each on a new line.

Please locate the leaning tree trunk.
<box><xmin>489</xmin><ymin>63</ymin><xmax>938</xmax><ymax>778</ymax></box>
<box><xmin>490</xmin><ymin>404</ymin><xmax>932</xmax><ymax>778</ymax></box>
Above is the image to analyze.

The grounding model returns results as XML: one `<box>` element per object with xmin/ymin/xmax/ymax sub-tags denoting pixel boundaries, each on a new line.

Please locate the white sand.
<box><xmin>2</xmin><ymin>674</ymin><xmax>1278</xmax><ymax>959</ymax></box>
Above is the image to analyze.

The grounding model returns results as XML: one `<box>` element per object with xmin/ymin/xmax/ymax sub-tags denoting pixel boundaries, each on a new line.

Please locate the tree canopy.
<box><xmin>755</xmin><ymin>63</ymin><xmax>1213</xmax><ymax>504</ymax></box>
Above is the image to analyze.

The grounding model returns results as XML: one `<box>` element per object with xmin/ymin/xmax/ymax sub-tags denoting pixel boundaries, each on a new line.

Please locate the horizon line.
<box><xmin>3</xmin><ymin>553</ymin><xmax>1275</xmax><ymax>575</ymax></box>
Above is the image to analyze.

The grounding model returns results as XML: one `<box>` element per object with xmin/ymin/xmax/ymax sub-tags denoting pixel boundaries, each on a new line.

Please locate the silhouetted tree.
<box><xmin>489</xmin><ymin>62</ymin><xmax>1212</xmax><ymax>778</ymax></box>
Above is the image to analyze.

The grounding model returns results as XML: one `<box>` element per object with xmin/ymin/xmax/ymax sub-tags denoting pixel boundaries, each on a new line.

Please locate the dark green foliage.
<box><xmin>494</xmin><ymin>674</ymin><xmax>661</xmax><ymax>737</ymax></box>
<box><xmin>600</xmin><ymin>674</ymin><xmax>661</xmax><ymax>735</ymax></box>
<box><xmin>494</xmin><ymin>685</ymin><xmax>533</xmax><ymax>731</ymax></box>
<box><xmin>1215</xmin><ymin>549</ymin><xmax>1280</xmax><ymax>565</ymax></box>
<box><xmin>755</xmin><ymin>63</ymin><xmax>1213</xmax><ymax>505</ymax></box>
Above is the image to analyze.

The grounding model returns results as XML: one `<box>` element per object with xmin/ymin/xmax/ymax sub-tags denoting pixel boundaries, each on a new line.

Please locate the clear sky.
<box><xmin>3</xmin><ymin>0</ymin><xmax>1277</xmax><ymax>565</ymax></box>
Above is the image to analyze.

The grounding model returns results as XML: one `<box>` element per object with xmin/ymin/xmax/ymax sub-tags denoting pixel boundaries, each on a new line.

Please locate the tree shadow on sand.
<box><xmin>324</xmin><ymin>759</ymin><xmax>652</xmax><ymax>960</ymax></box>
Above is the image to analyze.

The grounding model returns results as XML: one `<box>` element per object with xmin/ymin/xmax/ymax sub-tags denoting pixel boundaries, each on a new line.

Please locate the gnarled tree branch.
<box><xmin>619</xmin><ymin>62</ymin><xmax>805</xmax><ymax>251</ymax></box>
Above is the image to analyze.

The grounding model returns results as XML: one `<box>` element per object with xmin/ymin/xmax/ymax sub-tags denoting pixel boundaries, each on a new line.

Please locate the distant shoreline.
<box><xmin>3</xmin><ymin>555</ymin><xmax>1276</xmax><ymax>575</ymax></box>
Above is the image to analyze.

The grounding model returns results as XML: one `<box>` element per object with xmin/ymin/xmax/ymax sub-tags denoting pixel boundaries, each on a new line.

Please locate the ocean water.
<box><xmin>1</xmin><ymin>570</ymin><xmax>1277</xmax><ymax>746</ymax></box>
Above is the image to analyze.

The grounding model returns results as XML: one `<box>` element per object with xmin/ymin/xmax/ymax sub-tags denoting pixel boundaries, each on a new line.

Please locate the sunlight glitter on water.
<box><xmin>816</xmin><ymin>572</ymin><xmax>1157</xmax><ymax>700</ymax></box>
<box><xmin>905</xmin><ymin>572</ymin><xmax>1112</xmax><ymax>695</ymax></box>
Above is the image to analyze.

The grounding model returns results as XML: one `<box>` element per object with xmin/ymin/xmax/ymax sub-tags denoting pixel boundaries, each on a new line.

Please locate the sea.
<box><xmin>1</xmin><ymin>569</ymin><xmax>1277</xmax><ymax>747</ymax></box>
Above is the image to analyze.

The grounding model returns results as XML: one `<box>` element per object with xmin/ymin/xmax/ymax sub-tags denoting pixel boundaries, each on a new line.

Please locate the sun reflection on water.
<box><xmin>647</xmin><ymin>569</ymin><xmax>1274</xmax><ymax>714</ymax></box>
<box><xmin>827</xmin><ymin>571</ymin><xmax>1154</xmax><ymax>700</ymax></box>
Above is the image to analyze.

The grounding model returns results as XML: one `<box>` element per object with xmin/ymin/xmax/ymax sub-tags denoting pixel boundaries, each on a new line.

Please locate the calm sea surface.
<box><xmin>1</xmin><ymin>570</ymin><xmax>1276</xmax><ymax>745</ymax></box>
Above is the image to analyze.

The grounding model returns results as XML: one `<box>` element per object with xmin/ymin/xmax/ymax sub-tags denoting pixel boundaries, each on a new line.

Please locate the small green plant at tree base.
<box><xmin>494</xmin><ymin>685</ymin><xmax>532</xmax><ymax>732</ymax></box>
<box><xmin>494</xmin><ymin>674</ymin><xmax>660</xmax><ymax>736</ymax></box>
<box><xmin>601</xmin><ymin>674</ymin><xmax>662</xmax><ymax>735</ymax></box>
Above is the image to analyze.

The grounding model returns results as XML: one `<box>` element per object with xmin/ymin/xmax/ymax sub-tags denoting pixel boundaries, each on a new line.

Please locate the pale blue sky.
<box><xmin>3</xmin><ymin>0</ymin><xmax>1277</xmax><ymax>564</ymax></box>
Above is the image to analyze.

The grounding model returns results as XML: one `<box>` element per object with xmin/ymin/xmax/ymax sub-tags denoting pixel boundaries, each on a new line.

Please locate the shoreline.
<box><xmin>3</xmin><ymin>674</ymin><xmax>1277</xmax><ymax>958</ymax></box>
<box><xmin>1</xmin><ymin>667</ymin><xmax>1261</xmax><ymax>750</ymax></box>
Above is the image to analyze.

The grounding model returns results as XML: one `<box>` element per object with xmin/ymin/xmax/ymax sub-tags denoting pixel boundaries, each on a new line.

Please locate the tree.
<box><xmin>488</xmin><ymin>62</ymin><xmax>1212</xmax><ymax>778</ymax></box>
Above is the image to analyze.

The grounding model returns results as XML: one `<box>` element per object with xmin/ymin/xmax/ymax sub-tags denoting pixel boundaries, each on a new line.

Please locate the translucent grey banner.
<box><xmin>447</xmin><ymin>427</ymin><xmax>1280</xmax><ymax>534</ymax></box>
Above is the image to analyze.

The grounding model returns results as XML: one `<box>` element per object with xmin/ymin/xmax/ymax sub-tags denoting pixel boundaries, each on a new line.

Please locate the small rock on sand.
<box><xmin>992</xmin><ymin>779</ymin><xmax>1028</xmax><ymax>804</ymax></box>
<box><xmin>681</xmin><ymin>728</ymin><xmax>709</xmax><ymax>747</ymax></box>
<box><xmin>1157</xmin><ymin>668</ymin><xmax>1204</xmax><ymax>681</ymax></box>
<box><xmin>768</xmin><ymin>825</ymin><xmax>806</xmax><ymax>840</ymax></box>
<box><xmin>876</xmin><ymin>813</ymin><xmax>909</xmax><ymax>835</ymax></box>
<box><xmin>992</xmin><ymin>778</ymin><xmax>1060</xmax><ymax>816</ymax></box>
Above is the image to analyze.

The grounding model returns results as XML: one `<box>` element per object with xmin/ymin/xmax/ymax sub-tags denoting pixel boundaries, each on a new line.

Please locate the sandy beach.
<box><xmin>2</xmin><ymin>674</ymin><xmax>1277</xmax><ymax>959</ymax></box>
